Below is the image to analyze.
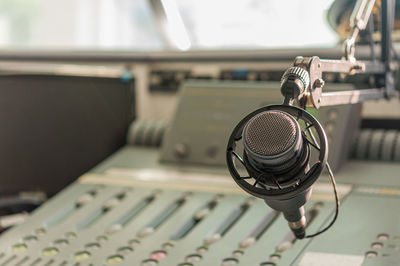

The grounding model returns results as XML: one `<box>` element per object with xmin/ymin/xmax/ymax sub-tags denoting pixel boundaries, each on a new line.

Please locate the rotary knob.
<box><xmin>280</xmin><ymin>66</ymin><xmax>310</xmax><ymax>99</ymax></box>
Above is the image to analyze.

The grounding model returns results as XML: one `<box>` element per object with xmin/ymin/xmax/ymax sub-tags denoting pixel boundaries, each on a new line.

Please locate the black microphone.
<box><xmin>243</xmin><ymin>110</ymin><xmax>310</xmax><ymax>238</ymax></box>
<box><xmin>226</xmin><ymin>105</ymin><xmax>329</xmax><ymax>239</ymax></box>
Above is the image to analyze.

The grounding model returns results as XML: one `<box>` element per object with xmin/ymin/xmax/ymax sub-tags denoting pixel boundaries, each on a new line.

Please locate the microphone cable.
<box><xmin>303</xmin><ymin>120</ymin><xmax>340</xmax><ymax>238</ymax></box>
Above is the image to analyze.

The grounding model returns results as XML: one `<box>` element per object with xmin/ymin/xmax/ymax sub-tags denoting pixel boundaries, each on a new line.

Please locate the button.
<box><xmin>377</xmin><ymin>233</ymin><xmax>389</xmax><ymax>241</ymax></box>
<box><xmin>232</xmin><ymin>250</ymin><xmax>244</xmax><ymax>257</ymax></box>
<box><xmin>53</xmin><ymin>239</ymin><xmax>69</xmax><ymax>248</ymax></box>
<box><xmin>196</xmin><ymin>246</ymin><xmax>208</xmax><ymax>253</ymax></box>
<box><xmin>221</xmin><ymin>258</ymin><xmax>238</xmax><ymax>265</ymax></box>
<box><xmin>185</xmin><ymin>254</ymin><xmax>202</xmax><ymax>263</ymax></box>
<box><xmin>365</xmin><ymin>251</ymin><xmax>378</xmax><ymax>258</ymax></box>
<box><xmin>85</xmin><ymin>243</ymin><xmax>101</xmax><ymax>251</ymax></box>
<box><xmin>269</xmin><ymin>254</ymin><xmax>281</xmax><ymax>261</ymax></box>
<box><xmin>75</xmin><ymin>251</ymin><xmax>91</xmax><ymax>261</ymax></box>
<box><xmin>107</xmin><ymin>255</ymin><xmax>124</xmax><ymax>264</ymax></box>
<box><xmin>161</xmin><ymin>242</ymin><xmax>174</xmax><ymax>251</ymax></box>
<box><xmin>12</xmin><ymin>243</ymin><xmax>27</xmax><ymax>253</ymax></box>
<box><xmin>117</xmin><ymin>246</ymin><xmax>133</xmax><ymax>255</ymax></box>
<box><xmin>42</xmin><ymin>247</ymin><xmax>59</xmax><ymax>257</ymax></box>
<box><xmin>150</xmin><ymin>251</ymin><xmax>167</xmax><ymax>260</ymax></box>
<box><xmin>141</xmin><ymin>259</ymin><xmax>158</xmax><ymax>266</ymax></box>
<box><xmin>371</xmin><ymin>242</ymin><xmax>383</xmax><ymax>249</ymax></box>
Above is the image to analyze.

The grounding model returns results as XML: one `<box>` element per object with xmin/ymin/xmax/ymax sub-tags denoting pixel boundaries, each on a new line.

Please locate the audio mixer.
<box><xmin>0</xmin><ymin>79</ymin><xmax>398</xmax><ymax>266</ymax></box>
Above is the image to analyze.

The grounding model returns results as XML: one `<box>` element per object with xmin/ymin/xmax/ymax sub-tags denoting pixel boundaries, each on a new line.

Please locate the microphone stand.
<box><xmin>280</xmin><ymin>0</ymin><xmax>398</xmax><ymax>109</ymax></box>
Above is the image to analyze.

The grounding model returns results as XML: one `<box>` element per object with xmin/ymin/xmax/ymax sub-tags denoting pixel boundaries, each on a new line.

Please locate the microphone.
<box><xmin>226</xmin><ymin>105</ymin><xmax>329</xmax><ymax>239</ymax></box>
<box><xmin>243</xmin><ymin>110</ymin><xmax>310</xmax><ymax>238</ymax></box>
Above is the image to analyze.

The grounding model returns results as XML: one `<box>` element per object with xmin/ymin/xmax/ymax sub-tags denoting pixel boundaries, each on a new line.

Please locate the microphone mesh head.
<box><xmin>243</xmin><ymin>111</ymin><xmax>299</xmax><ymax>156</ymax></box>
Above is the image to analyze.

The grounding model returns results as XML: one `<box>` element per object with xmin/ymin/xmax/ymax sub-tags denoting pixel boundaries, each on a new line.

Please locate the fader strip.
<box><xmin>44</xmin><ymin>189</ymin><xmax>99</xmax><ymax>229</ymax></box>
<box><xmin>217</xmin><ymin>210</ymin><xmax>280</xmax><ymax>266</ymax></box>
<box><xmin>121</xmin><ymin>194</ymin><xmax>247</xmax><ymax>266</ymax></box>
<box><xmin>52</xmin><ymin>189</ymin><xmax>188</xmax><ymax>265</ymax></box>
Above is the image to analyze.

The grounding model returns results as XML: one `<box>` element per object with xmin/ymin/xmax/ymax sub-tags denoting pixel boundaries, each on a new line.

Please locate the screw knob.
<box><xmin>280</xmin><ymin>67</ymin><xmax>310</xmax><ymax>99</ymax></box>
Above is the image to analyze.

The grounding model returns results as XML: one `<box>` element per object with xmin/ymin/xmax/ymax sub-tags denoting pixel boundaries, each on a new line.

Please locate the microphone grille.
<box><xmin>243</xmin><ymin>111</ymin><xmax>299</xmax><ymax>156</ymax></box>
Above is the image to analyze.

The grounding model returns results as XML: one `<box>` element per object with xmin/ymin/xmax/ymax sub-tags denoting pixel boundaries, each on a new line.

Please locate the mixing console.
<box><xmin>0</xmin><ymin>146</ymin><xmax>399</xmax><ymax>266</ymax></box>
<box><xmin>0</xmin><ymin>79</ymin><xmax>398</xmax><ymax>266</ymax></box>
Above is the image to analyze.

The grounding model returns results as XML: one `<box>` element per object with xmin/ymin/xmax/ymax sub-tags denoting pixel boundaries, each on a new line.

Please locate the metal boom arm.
<box><xmin>280</xmin><ymin>0</ymin><xmax>398</xmax><ymax>109</ymax></box>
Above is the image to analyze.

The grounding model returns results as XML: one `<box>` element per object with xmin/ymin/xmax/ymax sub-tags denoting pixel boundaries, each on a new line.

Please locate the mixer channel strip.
<box><xmin>0</xmin><ymin>181</ymin><xmax>339</xmax><ymax>266</ymax></box>
<box><xmin>216</xmin><ymin>210</ymin><xmax>280</xmax><ymax>266</ymax></box>
<box><xmin>137</xmin><ymin>192</ymin><xmax>191</xmax><ymax>239</ymax></box>
<box><xmin>137</xmin><ymin>195</ymin><xmax>223</xmax><ymax>265</ymax></box>
<box><xmin>76</xmin><ymin>191</ymin><xmax>128</xmax><ymax>231</ymax></box>
<box><xmin>106</xmin><ymin>193</ymin><xmax>158</xmax><ymax>235</ymax></box>
<box><xmin>170</xmin><ymin>195</ymin><xmax>222</xmax><ymax>241</ymax></box>
<box><xmin>44</xmin><ymin>189</ymin><xmax>99</xmax><ymax>229</ymax></box>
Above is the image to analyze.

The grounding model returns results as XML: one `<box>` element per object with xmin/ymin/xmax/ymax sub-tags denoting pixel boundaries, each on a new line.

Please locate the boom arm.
<box><xmin>280</xmin><ymin>0</ymin><xmax>398</xmax><ymax>109</ymax></box>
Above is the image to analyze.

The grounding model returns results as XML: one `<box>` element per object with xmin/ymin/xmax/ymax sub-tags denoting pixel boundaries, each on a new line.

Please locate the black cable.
<box><xmin>305</xmin><ymin>162</ymin><xmax>340</xmax><ymax>238</ymax></box>
<box><xmin>303</xmin><ymin>122</ymin><xmax>340</xmax><ymax>238</ymax></box>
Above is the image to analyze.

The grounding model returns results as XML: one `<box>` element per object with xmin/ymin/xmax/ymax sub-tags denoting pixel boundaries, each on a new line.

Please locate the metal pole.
<box><xmin>381</xmin><ymin>0</ymin><xmax>396</xmax><ymax>95</ymax></box>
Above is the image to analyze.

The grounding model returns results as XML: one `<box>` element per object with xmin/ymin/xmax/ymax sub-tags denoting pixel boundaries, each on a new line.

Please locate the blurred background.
<box><xmin>0</xmin><ymin>0</ymin><xmax>337</xmax><ymax>50</ymax></box>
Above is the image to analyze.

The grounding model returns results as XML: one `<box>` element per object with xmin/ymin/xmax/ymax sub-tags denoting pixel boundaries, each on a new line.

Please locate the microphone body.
<box><xmin>226</xmin><ymin>105</ymin><xmax>328</xmax><ymax>239</ymax></box>
<box><xmin>242</xmin><ymin>110</ymin><xmax>310</xmax><ymax>238</ymax></box>
<box><xmin>264</xmin><ymin>188</ymin><xmax>311</xmax><ymax>239</ymax></box>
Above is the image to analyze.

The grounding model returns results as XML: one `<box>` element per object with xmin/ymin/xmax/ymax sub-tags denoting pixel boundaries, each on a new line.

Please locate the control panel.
<box><xmin>160</xmin><ymin>80</ymin><xmax>360</xmax><ymax>172</ymax></box>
